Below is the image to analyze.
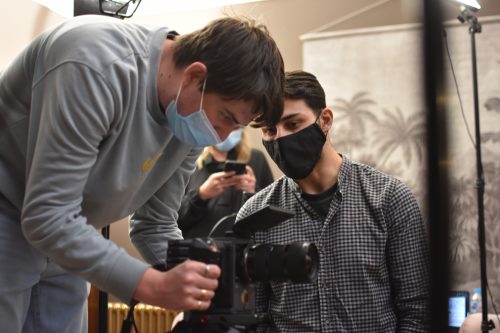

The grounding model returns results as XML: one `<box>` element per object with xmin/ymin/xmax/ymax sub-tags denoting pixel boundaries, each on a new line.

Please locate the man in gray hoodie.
<box><xmin>0</xmin><ymin>15</ymin><xmax>284</xmax><ymax>332</ymax></box>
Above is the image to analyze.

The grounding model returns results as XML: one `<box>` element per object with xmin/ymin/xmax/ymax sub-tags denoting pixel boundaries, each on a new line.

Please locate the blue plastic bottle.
<box><xmin>470</xmin><ymin>288</ymin><xmax>482</xmax><ymax>314</ymax></box>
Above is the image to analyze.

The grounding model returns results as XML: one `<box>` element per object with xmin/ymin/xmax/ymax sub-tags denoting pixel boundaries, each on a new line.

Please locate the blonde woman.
<box><xmin>178</xmin><ymin>129</ymin><xmax>273</xmax><ymax>238</ymax></box>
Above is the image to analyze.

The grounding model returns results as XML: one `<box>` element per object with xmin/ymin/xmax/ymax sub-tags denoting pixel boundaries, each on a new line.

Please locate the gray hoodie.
<box><xmin>0</xmin><ymin>15</ymin><xmax>200</xmax><ymax>303</ymax></box>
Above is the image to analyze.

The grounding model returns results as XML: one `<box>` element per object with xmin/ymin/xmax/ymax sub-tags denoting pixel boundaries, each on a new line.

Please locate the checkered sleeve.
<box><xmin>385</xmin><ymin>180</ymin><xmax>431</xmax><ymax>333</ymax></box>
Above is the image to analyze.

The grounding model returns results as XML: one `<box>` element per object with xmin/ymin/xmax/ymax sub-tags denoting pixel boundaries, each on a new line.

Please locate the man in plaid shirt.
<box><xmin>236</xmin><ymin>71</ymin><xmax>430</xmax><ymax>332</ymax></box>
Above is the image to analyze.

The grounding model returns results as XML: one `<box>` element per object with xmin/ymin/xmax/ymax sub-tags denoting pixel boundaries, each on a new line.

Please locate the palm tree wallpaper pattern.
<box><xmin>331</xmin><ymin>91</ymin><xmax>500</xmax><ymax>310</ymax></box>
<box><xmin>304</xmin><ymin>17</ymin><xmax>500</xmax><ymax>310</ymax></box>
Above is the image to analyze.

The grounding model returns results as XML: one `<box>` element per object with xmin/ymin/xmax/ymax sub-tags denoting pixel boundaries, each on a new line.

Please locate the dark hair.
<box><xmin>173</xmin><ymin>17</ymin><xmax>284</xmax><ymax>128</ymax></box>
<box><xmin>284</xmin><ymin>70</ymin><xmax>326</xmax><ymax>117</ymax></box>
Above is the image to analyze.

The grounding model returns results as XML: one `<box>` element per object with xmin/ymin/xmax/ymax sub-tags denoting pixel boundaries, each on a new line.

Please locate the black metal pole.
<box><xmin>423</xmin><ymin>0</ymin><xmax>451</xmax><ymax>331</ymax></box>
<box><xmin>467</xmin><ymin>15</ymin><xmax>490</xmax><ymax>333</ymax></box>
<box><xmin>423</xmin><ymin>0</ymin><xmax>450</xmax><ymax>332</ymax></box>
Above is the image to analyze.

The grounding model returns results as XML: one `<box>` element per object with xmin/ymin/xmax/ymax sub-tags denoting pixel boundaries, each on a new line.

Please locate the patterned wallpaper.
<box><xmin>303</xmin><ymin>16</ymin><xmax>500</xmax><ymax>310</ymax></box>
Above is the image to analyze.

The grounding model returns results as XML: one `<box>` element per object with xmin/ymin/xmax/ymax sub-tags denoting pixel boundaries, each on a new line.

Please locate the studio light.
<box><xmin>32</xmin><ymin>0</ymin><xmax>139</xmax><ymax>19</ymax></box>
<box><xmin>33</xmin><ymin>0</ymin><xmax>267</xmax><ymax>19</ymax></box>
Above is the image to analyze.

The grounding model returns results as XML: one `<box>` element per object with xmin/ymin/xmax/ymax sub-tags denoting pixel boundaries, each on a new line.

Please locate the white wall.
<box><xmin>2</xmin><ymin>0</ymin><xmax>500</xmax><ymax>282</ymax></box>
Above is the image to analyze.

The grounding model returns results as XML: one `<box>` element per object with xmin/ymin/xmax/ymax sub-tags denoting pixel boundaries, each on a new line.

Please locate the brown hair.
<box><xmin>173</xmin><ymin>16</ymin><xmax>284</xmax><ymax>128</ymax></box>
<box><xmin>284</xmin><ymin>70</ymin><xmax>326</xmax><ymax>117</ymax></box>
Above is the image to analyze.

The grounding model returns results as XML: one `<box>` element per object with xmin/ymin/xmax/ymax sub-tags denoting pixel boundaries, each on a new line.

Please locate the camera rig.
<box><xmin>167</xmin><ymin>205</ymin><xmax>319</xmax><ymax>333</ymax></box>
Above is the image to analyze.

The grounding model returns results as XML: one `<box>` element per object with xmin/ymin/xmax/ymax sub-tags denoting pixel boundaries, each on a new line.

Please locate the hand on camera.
<box><xmin>133</xmin><ymin>260</ymin><xmax>221</xmax><ymax>311</ymax></box>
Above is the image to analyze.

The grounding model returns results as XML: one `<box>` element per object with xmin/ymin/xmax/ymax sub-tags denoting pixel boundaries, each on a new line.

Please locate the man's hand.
<box><xmin>133</xmin><ymin>260</ymin><xmax>221</xmax><ymax>311</ymax></box>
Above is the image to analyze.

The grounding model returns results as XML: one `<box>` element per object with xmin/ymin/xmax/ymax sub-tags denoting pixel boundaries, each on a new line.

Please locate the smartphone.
<box><xmin>224</xmin><ymin>160</ymin><xmax>247</xmax><ymax>175</ymax></box>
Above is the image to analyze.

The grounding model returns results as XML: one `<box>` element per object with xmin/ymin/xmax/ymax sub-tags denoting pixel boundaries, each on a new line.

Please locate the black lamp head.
<box><xmin>74</xmin><ymin>0</ymin><xmax>141</xmax><ymax>19</ymax></box>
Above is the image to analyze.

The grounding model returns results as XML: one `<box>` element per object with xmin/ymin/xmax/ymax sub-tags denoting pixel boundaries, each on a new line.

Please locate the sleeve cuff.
<box><xmin>191</xmin><ymin>189</ymin><xmax>208</xmax><ymax>207</ymax></box>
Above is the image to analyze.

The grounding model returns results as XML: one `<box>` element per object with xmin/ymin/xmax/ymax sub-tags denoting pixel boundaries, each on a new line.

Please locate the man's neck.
<box><xmin>157</xmin><ymin>39</ymin><xmax>180</xmax><ymax>109</ymax></box>
<box><xmin>295</xmin><ymin>145</ymin><xmax>342</xmax><ymax>195</ymax></box>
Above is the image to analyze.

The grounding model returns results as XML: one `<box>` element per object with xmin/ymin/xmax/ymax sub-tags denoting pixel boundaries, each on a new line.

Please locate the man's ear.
<box><xmin>182</xmin><ymin>62</ymin><xmax>207</xmax><ymax>88</ymax></box>
<box><xmin>320</xmin><ymin>108</ymin><xmax>334</xmax><ymax>133</ymax></box>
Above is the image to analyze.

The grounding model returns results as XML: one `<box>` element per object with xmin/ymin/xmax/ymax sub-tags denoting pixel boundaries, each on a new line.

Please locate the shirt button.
<box><xmin>325</xmin><ymin>319</ymin><xmax>331</xmax><ymax>324</ymax></box>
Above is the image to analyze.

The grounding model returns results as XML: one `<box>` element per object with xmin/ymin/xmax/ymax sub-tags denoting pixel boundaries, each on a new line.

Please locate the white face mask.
<box><xmin>165</xmin><ymin>78</ymin><xmax>222</xmax><ymax>147</ymax></box>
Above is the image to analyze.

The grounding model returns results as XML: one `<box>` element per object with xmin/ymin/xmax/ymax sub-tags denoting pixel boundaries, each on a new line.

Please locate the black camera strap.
<box><xmin>121</xmin><ymin>299</ymin><xmax>139</xmax><ymax>333</ymax></box>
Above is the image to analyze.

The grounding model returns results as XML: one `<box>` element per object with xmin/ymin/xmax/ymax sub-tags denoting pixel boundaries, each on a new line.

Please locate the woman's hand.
<box><xmin>198</xmin><ymin>171</ymin><xmax>238</xmax><ymax>200</ymax></box>
<box><xmin>233</xmin><ymin>165</ymin><xmax>256</xmax><ymax>193</ymax></box>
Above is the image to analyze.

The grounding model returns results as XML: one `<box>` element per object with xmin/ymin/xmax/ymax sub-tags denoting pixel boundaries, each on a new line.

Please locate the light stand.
<box><xmin>456</xmin><ymin>6</ymin><xmax>493</xmax><ymax>333</ymax></box>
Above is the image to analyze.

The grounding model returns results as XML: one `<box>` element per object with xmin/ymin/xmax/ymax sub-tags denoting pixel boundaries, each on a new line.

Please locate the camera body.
<box><xmin>167</xmin><ymin>237</ymin><xmax>261</xmax><ymax>328</ymax></box>
<box><xmin>167</xmin><ymin>205</ymin><xmax>319</xmax><ymax>332</ymax></box>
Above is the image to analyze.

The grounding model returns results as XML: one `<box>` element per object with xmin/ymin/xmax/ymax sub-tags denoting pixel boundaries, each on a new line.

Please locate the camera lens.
<box><xmin>244</xmin><ymin>242</ymin><xmax>318</xmax><ymax>283</ymax></box>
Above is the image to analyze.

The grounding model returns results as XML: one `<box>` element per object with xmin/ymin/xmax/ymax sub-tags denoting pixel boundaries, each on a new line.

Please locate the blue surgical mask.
<box><xmin>214</xmin><ymin>128</ymin><xmax>243</xmax><ymax>152</ymax></box>
<box><xmin>165</xmin><ymin>79</ymin><xmax>222</xmax><ymax>147</ymax></box>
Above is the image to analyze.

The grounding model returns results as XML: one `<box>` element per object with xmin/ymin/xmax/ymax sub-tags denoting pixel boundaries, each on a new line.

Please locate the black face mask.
<box><xmin>262</xmin><ymin>122</ymin><xmax>326</xmax><ymax>180</ymax></box>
